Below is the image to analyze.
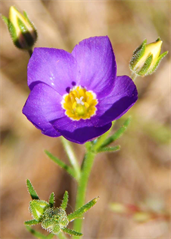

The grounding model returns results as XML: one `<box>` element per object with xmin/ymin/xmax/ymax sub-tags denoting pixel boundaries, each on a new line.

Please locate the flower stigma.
<box><xmin>61</xmin><ymin>86</ymin><xmax>98</xmax><ymax>121</ymax></box>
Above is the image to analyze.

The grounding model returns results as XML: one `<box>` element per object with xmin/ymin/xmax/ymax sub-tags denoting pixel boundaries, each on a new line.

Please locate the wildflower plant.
<box><xmin>2</xmin><ymin>5</ymin><xmax>168</xmax><ymax>239</ymax></box>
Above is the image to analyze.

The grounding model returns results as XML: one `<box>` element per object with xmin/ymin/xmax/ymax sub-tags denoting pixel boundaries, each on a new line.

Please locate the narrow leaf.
<box><xmin>98</xmin><ymin>145</ymin><xmax>121</xmax><ymax>153</ymax></box>
<box><xmin>27</xmin><ymin>179</ymin><xmax>39</xmax><ymax>200</ymax></box>
<box><xmin>62</xmin><ymin>228</ymin><xmax>82</xmax><ymax>236</ymax></box>
<box><xmin>100</xmin><ymin>117</ymin><xmax>131</xmax><ymax>148</ymax></box>
<box><xmin>25</xmin><ymin>219</ymin><xmax>39</xmax><ymax>225</ymax></box>
<box><xmin>49</xmin><ymin>192</ymin><xmax>55</xmax><ymax>207</ymax></box>
<box><xmin>45</xmin><ymin>150</ymin><xmax>76</xmax><ymax>179</ymax></box>
<box><xmin>60</xmin><ymin>191</ymin><xmax>69</xmax><ymax>210</ymax></box>
<box><xmin>25</xmin><ymin>225</ymin><xmax>53</xmax><ymax>239</ymax></box>
<box><xmin>68</xmin><ymin>197</ymin><xmax>99</xmax><ymax>222</ymax></box>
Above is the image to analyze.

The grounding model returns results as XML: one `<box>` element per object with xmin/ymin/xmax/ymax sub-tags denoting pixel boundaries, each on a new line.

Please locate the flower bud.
<box><xmin>41</xmin><ymin>207</ymin><xmax>69</xmax><ymax>234</ymax></box>
<box><xmin>30</xmin><ymin>200</ymin><xmax>49</xmax><ymax>221</ymax></box>
<box><xmin>2</xmin><ymin>6</ymin><xmax>37</xmax><ymax>50</ymax></box>
<box><xmin>129</xmin><ymin>38</ymin><xmax>168</xmax><ymax>76</ymax></box>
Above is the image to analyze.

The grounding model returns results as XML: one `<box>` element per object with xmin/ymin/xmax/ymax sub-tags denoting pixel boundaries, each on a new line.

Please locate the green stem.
<box><xmin>72</xmin><ymin>146</ymin><xmax>96</xmax><ymax>238</ymax></box>
<box><xmin>93</xmin><ymin>121</ymin><xmax>115</xmax><ymax>152</ymax></box>
<box><xmin>131</xmin><ymin>72</ymin><xmax>138</xmax><ymax>81</ymax></box>
<box><xmin>57</xmin><ymin>232</ymin><xmax>67</xmax><ymax>239</ymax></box>
<box><xmin>61</xmin><ymin>137</ymin><xmax>80</xmax><ymax>181</ymax></box>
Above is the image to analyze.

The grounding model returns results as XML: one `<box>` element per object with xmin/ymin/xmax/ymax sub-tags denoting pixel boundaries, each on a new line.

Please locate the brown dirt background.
<box><xmin>0</xmin><ymin>0</ymin><xmax>171</xmax><ymax>239</ymax></box>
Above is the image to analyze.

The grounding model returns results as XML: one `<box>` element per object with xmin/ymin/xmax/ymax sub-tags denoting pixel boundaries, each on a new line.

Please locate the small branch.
<box><xmin>61</xmin><ymin>137</ymin><xmax>80</xmax><ymax>181</ymax></box>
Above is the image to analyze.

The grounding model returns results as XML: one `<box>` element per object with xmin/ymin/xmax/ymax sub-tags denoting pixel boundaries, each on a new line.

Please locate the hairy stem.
<box><xmin>72</xmin><ymin>146</ymin><xmax>95</xmax><ymax>238</ymax></box>
<box><xmin>61</xmin><ymin>137</ymin><xmax>80</xmax><ymax>181</ymax></box>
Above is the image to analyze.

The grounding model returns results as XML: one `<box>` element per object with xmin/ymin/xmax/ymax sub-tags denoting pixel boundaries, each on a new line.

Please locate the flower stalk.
<box><xmin>61</xmin><ymin>137</ymin><xmax>81</xmax><ymax>181</ymax></box>
<box><xmin>73</xmin><ymin>144</ymin><xmax>96</xmax><ymax>237</ymax></box>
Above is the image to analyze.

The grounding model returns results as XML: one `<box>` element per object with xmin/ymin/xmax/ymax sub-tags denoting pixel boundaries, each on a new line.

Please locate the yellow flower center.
<box><xmin>61</xmin><ymin>86</ymin><xmax>98</xmax><ymax>121</ymax></box>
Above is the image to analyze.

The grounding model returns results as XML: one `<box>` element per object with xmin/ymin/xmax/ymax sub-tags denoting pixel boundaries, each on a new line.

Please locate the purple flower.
<box><xmin>23</xmin><ymin>36</ymin><xmax>138</xmax><ymax>144</ymax></box>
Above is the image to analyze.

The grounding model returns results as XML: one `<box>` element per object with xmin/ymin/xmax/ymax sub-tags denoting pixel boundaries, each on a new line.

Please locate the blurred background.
<box><xmin>0</xmin><ymin>0</ymin><xmax>170</xmax><ymax>238</ymax></box>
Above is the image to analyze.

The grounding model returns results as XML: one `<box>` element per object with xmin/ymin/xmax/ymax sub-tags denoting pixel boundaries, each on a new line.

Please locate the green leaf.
<box><xmin>60</xmin><ymin>191</ymin><xmax>69</xmax><ymax>210</ymax></box>
<box><xmin>25</xmin><ymin>225</ymin><xmax>54</xmax><ymax>239</ymax></box>
<box><xmin>49</xmin><ymin>192</ymin><xmax>55</xmax><ymax>207</ymax></box>
<box><xmin>100</xmin><ymin>117</ymin><xmax>131</xmax><ymax>148</ymax></box>
<box><xmin>67</xmin><ymin>197</ymin><xmax>99</xmax><ymax>222</ymax></box>
<box><xmin>97</xmin><ymin>145</ymin><xmax>121</xmax><ymax>153</ymax></box>
<box><xmin>25</xmin><ymin>219</ymin><xmax>39</xmax><ymax>225</ymax></box>
<box><xmin>62</xmin><ymin>228</ymin><xmax>82</xmax><ymax>236</ymax></box>
<box><xmin>27</xmin><ymin>179</ymin><xmax>39</xmax><ymax>200</ymax></box>
<box><xmin>45</xmin><ymin>150</ymin><xmax>76</xmax><ymax>179</ymax></box>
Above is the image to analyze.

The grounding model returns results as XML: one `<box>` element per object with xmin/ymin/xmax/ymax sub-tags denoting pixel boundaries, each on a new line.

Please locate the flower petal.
<box><xmin>28</xmin><ymin>48</ymin><xmax>77</xmax><ymax>95</ymax></box>
<box><xmin>22</xmin><ymin>83</ymin><xmax>65</xmax><ymax>137</ymax></box>
<box><xmin>91</xmin><ymin>75</ymin><xmax>138</xmax><ymax>127</ymax></box>
<box><xmin>51</xmin><ymin>117</ymin><xmax>112</xmax><ymax>144</ymax></box>
<box><xmin>72</xmin><ymin>36</ymin><xmax>116</xmax><ymax>98</ymax></box>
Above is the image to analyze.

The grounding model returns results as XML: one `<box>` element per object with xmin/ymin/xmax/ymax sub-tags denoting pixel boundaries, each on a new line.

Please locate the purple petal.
<box><xmin>91</xmin><ymin>75</ymin><xmax>138</xmax><ymax>127</ymax></box>
<box><xmin>22</xmin><ymin>83</ymin><xmax>65</xmax><ymax>137</ymax></box>
<box><xmin>72</xmin><ymin>36</ymin><xmax>116</xmax><ymax>98</ymax></box>
<box><xmin>28</xmin><ymin>48</ymin><xmax>77</xmax><ymax>95</ymax></box>
<box><xmin>51</xmin><ymin>117</ymin><xmax>112</xmax><ymax>144</ymax></box>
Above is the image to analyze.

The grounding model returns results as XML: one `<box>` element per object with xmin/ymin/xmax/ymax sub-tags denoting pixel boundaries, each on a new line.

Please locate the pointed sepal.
<box><xmin>148</xmin><ymin>51</ymin><xmax>168</xmax><ymax>75</ymax></box>
<box><xmin>138</xmin><ymin>54</ymin><xmax>153</xmax><ymax>76</ymax></box>
<box><xmin>60</xmin><ymin>191</ymin><xmax>69</xmax><ymax>211</ymax></box>
<box><xmin>49</xmin><ymin>192</ymin><xmax>55</xmax><ymax>207</ymax></box>
<box><xmin>27</xmin><ymin>179</ymin><xmax>39</xmax><ymax>200</ymax></box>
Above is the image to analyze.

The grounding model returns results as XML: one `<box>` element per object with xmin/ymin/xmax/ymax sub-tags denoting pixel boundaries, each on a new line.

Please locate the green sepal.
<box><xmin>62</xmin><ymin>228</ymin><xmax>82</xmax><ymax>236</ymax></box>
<box><xmin>30</xmin><ymin>200</ymin><xmax>49</xmax><ymax>221</ymax></box>
<box><xmin>138</xmin><ymin>54</ymin><xmax>153</xmax><ymax>76</ymax></box>
<box><xmin>97</xmin><ymin>145</ymin><xmax>121</xmax><ymax>153</ymax></box>
<box><xmin>18</xmin><ymin>17</ymin><xmax>28</xmax><ymax>33</ymax></box>
<box><xmin>25</xmin><ymin>219</ymin><xmax>39</xmax><ymax>225</ymax></box>
<box><xmin>60</xmin><ymin>191</ymin><xmax>69</xmax><ymax>210</ymax></box>
<box><xmin>27</xmin><ymin>179</ymin><xmax>39</xmax><ymax>200</ymax></box>
<box><xmin>67</xmin><ymin>197</ymin><xmax>99</xmax><ymax>222</ymax></box>
<box><xmin>49</xmin><ymin>192</ymin><xmax>55</xmax><ymax>207</ymax></box>
<box><xmin>100</xmin><ymin>117</ymin><xmax>131</xmax><ymax>148</ymax></box>
<box><xmin>8</xmin><ymin>21</ymin><xmax>17</xmax><ymax>42</ymax></box>
<box><xmin>45</xmin><ymin>150</ymin><xmax>76</xmax><ymax>179</ymax></box>
<box><xmin>129</xmin><ymin>39</ymin><xmax>147</xmax><ymax>70</ymax></box>
<box><xmin>148</xmin><ymin>51</ymin><xmax>168</xmax><ymax>75</ymax></box>
<box><xmin>1</xmin><ymin>15</ymin><xmax>9</xmax><ymax>25</ymax></box>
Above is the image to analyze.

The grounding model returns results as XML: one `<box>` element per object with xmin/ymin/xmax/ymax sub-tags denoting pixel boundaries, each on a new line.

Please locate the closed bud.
<box><xmin>129</xmin><ymin>38</ymin><xmax>168</xmax><ymax>76</ymax></box>
<box><xmin>2</xmin><ymin>6</ymin><xmax>37</xmax><ymax>50</ymax></box>
<box><xmin>41</xmin><ymin>207</ymin><xmax>69</xmax><ymax>234</ymax></box>
<box><xmin>29</xmin><ymin>200</ymin><xmax>49</xmax><ymax>221</ymax></box>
